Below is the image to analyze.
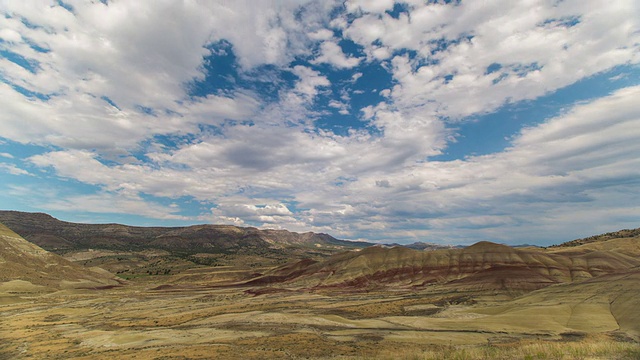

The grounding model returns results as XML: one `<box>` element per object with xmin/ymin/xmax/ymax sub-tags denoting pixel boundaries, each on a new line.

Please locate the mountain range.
<box><xmin>1</xmin><ymin>210</ymin><xmax>638</xmax><ymax>294</ymax></box>
<box><xmin>0</xmin><ymin>210</ymin><xmax>368</xmax><ymax>253</ymax></box>
<box><xmin>0</xmin><ymin>210</ymin><xmax>371</xmax><ymax>273</ymax></box>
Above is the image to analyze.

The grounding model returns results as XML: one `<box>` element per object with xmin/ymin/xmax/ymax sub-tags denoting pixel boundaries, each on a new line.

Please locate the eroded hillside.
<box><xmin>1</xmin><ymin>215</ymin><xmax>639</xmax><ymax>359</ymax></box>
<box><xmin>0</xmin><ymin>223</ymin><xmax>121</xmax><ymax>293</ymax></box>
<box><xmin>243</xmin><ymin>239</ymin><xmax>640</xmax><ymax>292</ymax></box>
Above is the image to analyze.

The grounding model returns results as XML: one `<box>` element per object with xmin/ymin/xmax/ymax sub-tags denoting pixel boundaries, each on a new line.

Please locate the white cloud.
<box><xmin>308</xmin><ymin>29</ymin><xmax>334</xmax><ymax>41</ymax></box>
<box><xmin>291</xmin><ymin>65</ymin><xmax>331</xmax><ymax>101</ymax></box>
<box><xmin>42</xmin><ymin>192</ymin><xmax>189</xmax><ymax>221</ymax></box>
<box><xmin>0</xmin><ymin>78</ymin><xmax>260</xmax><ymax>151</ymax></box>
<box><xmin>0</xmin><ymin>163</ymin><xmax>30</xmax><ymax>176</ymax></box>
<box><xmin>345</xmin><ymin>0</ymin><xmax>395</xmax><ymax>15</ymax></box>
<box><xmin>312</xmin><ymin>40</ymin><xmax>361</xmax><ymax>68</ymax></box>
<box><xmin>205</xmin><ymin>1</ymin><xmax>340</xmax><ymax>69</ymax></box>
<box><xmin>0</xmin><ymin>28</ymin><xmax>21</xmax><ymax>43</ymax></box>
<box><xmin>344</xmin><ymin>0</ymin><xmax>640</xmax><ymax>119</ymax></box>
<box><xmin>24</xmin><ymin>85</ymin><xmax>640</xmax><ymax>242</ymax></box>
<box><xmin>328</xmin><ymin>99</ymin><xmax>350</xmax><ymax>115</ymax></box>
<box><xmin>0</xmin><ymin>1</ymin><xmax>341</xmax><ymax>151</ymax></box>
<box><xmin>208</xmin><ymin>201</ymin><xmax>296</xmax><ymax>228</ymax></box>
<box><xmin>351</xmin><ymin>86</ymin><xmax>640</xmax><ymax>242</ymax></box>
<box><xmin>1</xmin><ymin>1</ymin><xmax>213</xmax><ymax>109</ymax></box>
<box><xmin>2</xmin><ymin>1</ymin><xmax>639</xmax><ymax>244</ymax></box>
<box><xmin>0</xmin><ymin>2</ymin><xmax>267</xmax><ymax>152</ymax></box>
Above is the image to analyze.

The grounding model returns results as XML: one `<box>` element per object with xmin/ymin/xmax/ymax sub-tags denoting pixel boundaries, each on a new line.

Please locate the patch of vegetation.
<box><xmin>552</xmin><ymin>228</ymin><xmax>640</xmax><ymax>248</ymax></box>
<box><xmin>341</xmin><ymin>336</ymin><xmax>640</xmax><ymax>360</ymax></box>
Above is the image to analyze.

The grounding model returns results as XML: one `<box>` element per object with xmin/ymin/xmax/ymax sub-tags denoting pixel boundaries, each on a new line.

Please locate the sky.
<box><xmin>0</xmin><ymin>0</ymin><xmax>639</xmax><ymax>246</ymax></box>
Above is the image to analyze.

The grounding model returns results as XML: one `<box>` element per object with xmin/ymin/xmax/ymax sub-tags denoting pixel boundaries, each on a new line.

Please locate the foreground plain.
<box><xmin>2</xmin><ymin>266</ymin><xmax>640</xmax><ymax>359</ymax></box>
<box><xmin>1</xmin><ymin>219</ymin><xmax>640</xmax><ymax>359</ymax></box>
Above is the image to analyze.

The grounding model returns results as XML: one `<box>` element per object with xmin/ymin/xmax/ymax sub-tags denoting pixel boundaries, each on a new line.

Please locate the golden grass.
<box><xmin>337</xmin><ymin>336</ymin><xmax>640</xmax><ymax>360</ymax></box>
<box><xmin>2</xmin><ymin>228</ymin><xmax>640</xmax><ymax>360</ymax></box>
<box><xmin>2</xmin><ymin>278</ymin><xmax>640</xmax><ymax>360</ymax></box>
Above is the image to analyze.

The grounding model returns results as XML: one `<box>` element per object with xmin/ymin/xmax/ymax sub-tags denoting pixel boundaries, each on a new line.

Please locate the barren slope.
<box><xmin>454</xmin><ymin>267</ymin><xmax>640</xmax><ymax>339</ymax></box>
<box><xmin>247</xmin><ymin>240</ymin><xmax>640</xmax><ymax>292</ymax></box>
<box><xmin>549</xmin><ymin>234</ymin><xmax>640</xmax><ymax>257</ymax></box>
<box><xmin>0</xmin><ymin>222</ymin><xmax>120</xmax><ymax>292</ymax></box>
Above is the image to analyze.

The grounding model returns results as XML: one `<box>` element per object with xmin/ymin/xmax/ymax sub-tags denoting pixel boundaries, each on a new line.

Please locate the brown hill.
<box><xmin>246</xmin><ymin>240</ymin><xmax>640</xmax><ymax>292</ymax></box>
<box><xmin>0</xmin><ymin>210</ymin><xmax>369</xmax><ymax>255</ymax></box>
<box><xmin>551</xmin><ymin>227</ymin><xmax>640</xmax><ymax>248</ymax></box>
<box><xmin>0</xmin><ymin>222</ymin><xmax>120</xmax><ymax>293</ymax></box>
<box><xmin>549</xmin><ymin>233</ymin><xmax>640</xmax><ymax>257</ymax></box>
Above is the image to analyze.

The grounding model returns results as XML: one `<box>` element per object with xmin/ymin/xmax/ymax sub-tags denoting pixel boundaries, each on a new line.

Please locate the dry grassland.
<box><xmin>1</xmin><ymin>268</ymin><xmax>639</xmax><ymax>360</ymax></box>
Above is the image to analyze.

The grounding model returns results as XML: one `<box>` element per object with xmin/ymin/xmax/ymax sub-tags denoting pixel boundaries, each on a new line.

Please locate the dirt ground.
<box><xmin>1</xmin><ymin>268</ymin><xmax>639</xmax><ymax>360</ymax></box>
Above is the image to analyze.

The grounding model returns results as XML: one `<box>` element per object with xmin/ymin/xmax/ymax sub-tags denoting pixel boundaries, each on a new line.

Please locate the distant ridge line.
<box><xmin>0</xmin><ymin>210</ymin><xmax>372</xmax><ymax>254</ymax></box>
<box><xmin>551</xmin><ymin>228</ymin><xmax>640</xmax><ymax>248</ymax></box>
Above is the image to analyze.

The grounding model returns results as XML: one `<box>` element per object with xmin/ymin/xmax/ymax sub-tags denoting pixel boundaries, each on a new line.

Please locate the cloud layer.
<box><xmin>1</xmin><ymin>0</ymin><xmax>639</xmax><ymax>244</ymax></box>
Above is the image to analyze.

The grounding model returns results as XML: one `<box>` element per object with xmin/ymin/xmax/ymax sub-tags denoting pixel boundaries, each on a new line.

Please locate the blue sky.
<box><xmin>1</xmin><ymin>0</ymin><xmax>639</xmax><ymax>245</ymax></box>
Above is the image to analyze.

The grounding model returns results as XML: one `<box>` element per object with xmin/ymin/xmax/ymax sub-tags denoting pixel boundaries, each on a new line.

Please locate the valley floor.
<box><xmin>1</xmin><ymin>271</ymin><xmax>639</xmax><ymax>360</ymax></box>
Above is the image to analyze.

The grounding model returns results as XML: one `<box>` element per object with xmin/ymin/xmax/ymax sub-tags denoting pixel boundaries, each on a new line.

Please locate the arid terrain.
<box><xmin>1</xmin><ymin>212</ymin><xmax>639</xmax><ymax>359</ymax></box>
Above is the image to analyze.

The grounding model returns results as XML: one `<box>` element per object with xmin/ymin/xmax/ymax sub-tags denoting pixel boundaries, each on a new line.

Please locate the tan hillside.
<box><xmin>549</xmin><ymin>234</ymin><xmax>640</xmax><ymax>257</ymax></box>
<box><xmin>462</xmin><ymin>267</ymin><xmax>640</xmax><ymax>338</ymax></box>
<box><xmin>246</xmin><ymin>240</ymin><xmax>640</xmax><ymax>292</ymax></box>
<box><xmin>0</xmin><ymin>222</ymin><xmax>121</xmax><ymax>293</ymax></box>
<box><xmin>1</xmin><ymin>222</ymin><xmax>639</xmax><ymax>359</ymax></box>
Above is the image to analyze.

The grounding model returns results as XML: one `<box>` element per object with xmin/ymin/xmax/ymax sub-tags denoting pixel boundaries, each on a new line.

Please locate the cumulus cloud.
<box><xmin>22</xmin><ymin>85</ymin><xmax>640</xmax><ymax>242</ymax></box>
<box><xmin>0</xmin><ymin>80</ymin><xmax>261</xmax><ymax>152</ymax></box>
<box><xmin>2</xmin><ymin>1</ymin><xmax>639</xmax><ymax>244</ymax></box>
<box><xmin>345</xmin><ymin>0</ymin><xmax>395</xmax><ymax>15</ymax></box>
<box><xmin>0</xmin><ymin>1</ymin><xmax>264</xmax><ymax>152</ymax></box>
<box><xmin>291</xmin><ymin>65</ymin><xmax>331</xmax><ymax>101</ymax></box>
<box><xmin>352</xmin><ymin>86</ymin><xmax>640</xmax><ymax>242</ymax></box>
<box><xmin>205</xmin><ymin>1</ymin><xmax>340</xmax><ymax>69</ymax></box>
<box><xmin>312</xmin><ymin>40</ymin><xmax>361</xmax><ymax>68</ymax></box>
<box><xmin>206</xmin><ymin>201</ymin><xmax>301</xmax><ymax>228</ymax></box>
<box><xmin>344</xmin><ymin>0</ymin><xmax>640</xmax><ymax>119</ymax></box>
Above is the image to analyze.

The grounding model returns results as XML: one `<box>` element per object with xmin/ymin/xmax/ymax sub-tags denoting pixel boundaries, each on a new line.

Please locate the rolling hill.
<box><xmin>1</xmin><ymin>211</ymin><xmax>639</xmax><ymax>358</ymax></box>
<box><xmin>244</xmin><ymin>237</ymin><xmax>640</xmax><ymax>292</ymax></box>
<box><xmin>551</xmin><ymin>228</ymin><xmax>640</xmax><ymax>248</ymax></box>
<box><xmin>0</xmin><ymin>211</ymin><xmax>372</xmax><ymax>274</ymax></box>
<box><xmin>0</xmin><ymin>222</ymin><xmax>120</xmax><ymax>293</ymax></box>
<box><xmin>0</xmin><ymin>210</ymin><xmax>367</xmax><ymax>253</ymax></box>
<box><xmin>2</xmin><ymin>210</ymin><xmax>637</xmax><ymax>293</ymax></box>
